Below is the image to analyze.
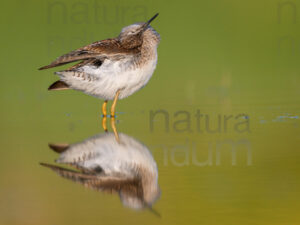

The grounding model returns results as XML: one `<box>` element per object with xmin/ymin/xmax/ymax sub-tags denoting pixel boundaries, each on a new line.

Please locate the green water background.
<box><xmin>1</xmin><ymin>0</ymin><xmax>300</xmax><ymax>224</ymax></box>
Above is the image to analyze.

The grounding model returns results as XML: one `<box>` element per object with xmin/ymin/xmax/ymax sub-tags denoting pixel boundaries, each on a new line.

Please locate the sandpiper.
<box><xmin>39</xmin><ymin>13</ymin><xmax>160</xmax><ymax>117</ymax></box>
<box><xmin>40</xmin><ymin>131</ymin><xmax>160</xmax><ymax>212</ymax></box>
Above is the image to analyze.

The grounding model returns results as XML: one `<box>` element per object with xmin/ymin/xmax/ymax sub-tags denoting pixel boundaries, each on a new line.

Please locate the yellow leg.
<box><xmin>102</xmin><ymin>116</ymin><xmax>108</xmax><ymax>132</ymax></box>
<box><xmin>102</xmin><ymin>100</ymin><xmax>108</xmax><ymax>117</ymax></box>
<box><xmin>111</xmin><ymin>90</ymin><xmax>120</xmax><ymax>117</ymax></box>
<box><xmin>111</xmin><ymin>117</ymin><xmax>120</xmax><ymax>143</ymax></box>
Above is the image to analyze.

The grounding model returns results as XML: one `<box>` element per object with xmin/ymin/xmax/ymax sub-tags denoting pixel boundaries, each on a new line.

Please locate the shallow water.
<box><xmin>1</xmin><ymin>0</ymin><xmax>300</xmax><ymax>224</ymax></box>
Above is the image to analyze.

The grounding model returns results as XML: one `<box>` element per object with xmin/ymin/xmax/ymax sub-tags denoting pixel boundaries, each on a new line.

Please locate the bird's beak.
<box><xmin>147</xmin><ymin>205</ymin><xmax>161</xmax><ymax>217</ymax></box>
<box><xmin>142</xmin><ymin>13</ymin><xmax>159</xmax><ymax>31</ymax></box>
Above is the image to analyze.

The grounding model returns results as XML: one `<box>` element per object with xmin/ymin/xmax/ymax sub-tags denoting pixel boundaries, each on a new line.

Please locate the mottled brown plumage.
<box><xmin>39</xmin><ymin>13</ymin><xmax>160</xmax><ymax>116</ymax></box>
<box><xmin>40</xmin><ymin>131</ymin><xmax>161</xmax><ymax>213</ymax></box>
<box><xmin>39</xmin><ymin>39</ymin><xmax>141</xmax><ymax>70</ymax></box>
<box><xmin>39</xmin><ymin>13</ymin><xmax>159</xmax><ymax>72</ymax></box>
<box><xmin>40</xmin><ymin>159</ymin><xmax>152</xmax><ymax>210</ymax></box>
<box><xmin>40</xmin><ymin>162</ymin><xmax>140</xmax><ymax>195</ymax></box>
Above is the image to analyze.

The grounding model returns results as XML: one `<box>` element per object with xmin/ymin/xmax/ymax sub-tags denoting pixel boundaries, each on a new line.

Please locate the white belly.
<box><xmin>59</xmin><ymin>55</ymin><xmax>158</xmax><ymax>100</ymax></box>
<box><xmin>56</xmin><ymin>133</ymin><xmax>158</xmax><ymax>177</ymax></box>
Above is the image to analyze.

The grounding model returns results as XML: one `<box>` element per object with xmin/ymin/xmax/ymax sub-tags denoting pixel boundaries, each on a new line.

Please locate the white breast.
<box><xmin>59</xmin><ymin>52</ymin><xmax>158</xmax><ymax>100</ymax></box>
<box><xmin>56</xmin><ymin>133</ymin><xmax>158</xmax><ymax>177</ymax></box>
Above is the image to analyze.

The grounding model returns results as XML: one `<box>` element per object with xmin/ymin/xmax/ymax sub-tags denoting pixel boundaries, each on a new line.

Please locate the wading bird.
<box><xmin>40</xmin><ymin>130</ymin><xmax>160</xmax><ymax>213</ymax></box>
<box><xmin>39</xmin><ymin>13</ymin><xmax>160</xmax><ymax>117</ymax></box>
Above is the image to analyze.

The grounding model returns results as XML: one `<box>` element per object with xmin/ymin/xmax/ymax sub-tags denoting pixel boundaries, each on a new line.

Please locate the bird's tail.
<box><xmin>48</xmin><ymin>143</ymin><xmax>70</xmax><ymax>153</ymax></box>
<box><xmin>48</xmin><ymin>80</ymin><xmax>69</xmax><ymax>91</ymax></box>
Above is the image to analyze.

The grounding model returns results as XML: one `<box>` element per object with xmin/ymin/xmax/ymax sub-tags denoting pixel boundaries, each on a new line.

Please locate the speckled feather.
<box><xmin>39</xmin><ymin>15</ymin><xmax>160</xmax><ymax>100</ymax></box>
<box><xmin>40</xmin><ymin>132</ymin><xmax>160</xmax><ymax>209</ymax></box>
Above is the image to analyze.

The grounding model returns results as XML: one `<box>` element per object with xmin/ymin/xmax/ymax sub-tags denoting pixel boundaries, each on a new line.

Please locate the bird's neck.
<box><xmin>140</xmin><ymin>38</ymin><xmax>158</xmax><ymax>60</ymax></box>
<box><xmin>133</xmin><ymin>36</ymin><xmax>158</xmax><ymax>67</ymax></box>
<box><xmin>135</xmin><ymin>166</ymin><xmax>158</xmax><ymax>203</ymax></box>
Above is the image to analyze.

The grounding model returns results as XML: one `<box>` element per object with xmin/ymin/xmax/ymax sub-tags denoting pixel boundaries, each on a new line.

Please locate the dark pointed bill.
<box><xmin>147</xmin><ymin>13</ymin><xmax>159</xmax><ymax>25</ymax></box>
<box><xmin>147</xmin><ymin>206</ymin><xmax>161</xmax><ymax>217</ymax></box>
<box><xmin>143</xmin><ymin>13</ymin><xmax>159</xmax><ymax>30</ymax></box>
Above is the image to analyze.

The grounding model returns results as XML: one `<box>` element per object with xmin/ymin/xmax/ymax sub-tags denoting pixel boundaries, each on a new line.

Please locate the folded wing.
<box><xmin>40</xmin><ymin>162</ymin><xmax>140</xmax><ymax>194</ymax></box>
<box><xmin>39</xmin><ymin>39</ymin><xmax>140</xmax><ymax>70</ymax></box>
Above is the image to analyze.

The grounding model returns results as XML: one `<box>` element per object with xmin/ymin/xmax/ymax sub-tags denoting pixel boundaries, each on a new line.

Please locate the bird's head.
<box><xmin>119</xmin><ymin>185</ymin><xmax>161</xmax><ymax>216</ymax></box>
<box><xmin>118</xmin><ymin>13</ymin><xmax>160</xmax><ymax>49</ymax></box>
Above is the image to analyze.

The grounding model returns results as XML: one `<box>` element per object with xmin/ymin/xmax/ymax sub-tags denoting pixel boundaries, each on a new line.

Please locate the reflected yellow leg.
<box><xmin>111</xmin><ymin>90</ymin><xmax>120</xmax><ymax>117</ymax></box>
<box><xmin>102</xmin><ymin>116</ymin><xmax>108</xmax><ymax>132</ymax></box>
<box><xmin>102</xmin><ymin>100</ymin><xmax>108</xmax><ymax>117</ymax></box>
<box><xmin>111</xmin><ymin>117</ymin><xmax>120</xmax><ymax>143</ymax></box>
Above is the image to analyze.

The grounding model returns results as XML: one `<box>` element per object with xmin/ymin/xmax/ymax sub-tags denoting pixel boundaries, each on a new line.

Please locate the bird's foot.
<box><xmin>102</xmin><ymin>114</ymin><xmax>117</xmax><ymax>118</ymax></box>
<box><xmin>102</xmin><ymin>116</ymin><xmax>108</xmax><ymax>132</ymax></box>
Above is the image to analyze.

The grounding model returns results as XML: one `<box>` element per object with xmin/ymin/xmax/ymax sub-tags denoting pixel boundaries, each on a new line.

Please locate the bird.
<box><xmin>39</xmin><ymin>13</ymin><xmax>160</xmax><ymax>117</ymax></box>
<box><xmin>40</xmin><ymin>131</ymin><xmax>161</xmax><ymax>212</ymax></box>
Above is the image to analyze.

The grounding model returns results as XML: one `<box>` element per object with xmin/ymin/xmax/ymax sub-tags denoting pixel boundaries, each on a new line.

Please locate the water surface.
<box><xmin>1</xmin><ymin>0</ymin><xmax>300</xmax><ymax>224</ymax></box>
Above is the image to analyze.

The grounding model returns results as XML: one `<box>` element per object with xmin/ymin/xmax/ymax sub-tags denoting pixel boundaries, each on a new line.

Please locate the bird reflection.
<box><xmin>40</xmin><ymin>120</ymin><xmax>160</xmax><ymax>213</ymax></box>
